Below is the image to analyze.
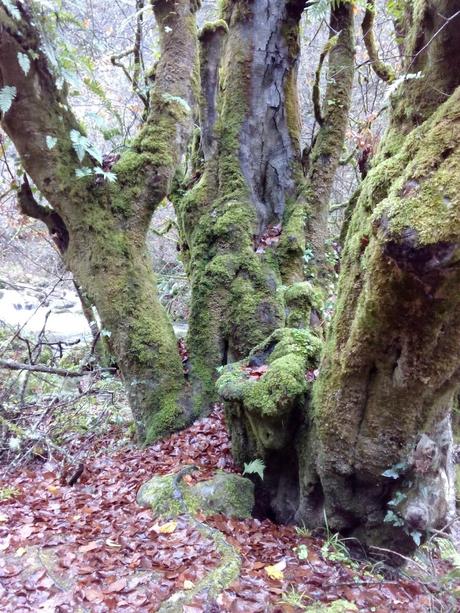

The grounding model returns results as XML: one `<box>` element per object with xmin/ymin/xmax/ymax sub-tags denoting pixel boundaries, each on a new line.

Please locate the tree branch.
<box><xmin>312</xmin><ymin>33</ymin><xmax>337</xmax><ymax>127</ymax></box>
<box><xmin>17</xmin><ymin>176</ymin><xmax>69</xmax><ymax>252</ymax></box>
<box><xmin>0</xmin><ymin>358</ymin><xmax>115</xmax><ymax>378</ymax></box>
<box><xmin>0</xmin><ymin>358</ymin><xmax>84</xmax><ymax>377</ymax></box>
<box><xmin>362</xmin><ymin>0</ymin><xmax>396</xmax><ymax>83</ymax></box>
<box><xmin>0</xmin><ymin>3</ymin><xmax>97</xmax><ymax>216</ymax></box>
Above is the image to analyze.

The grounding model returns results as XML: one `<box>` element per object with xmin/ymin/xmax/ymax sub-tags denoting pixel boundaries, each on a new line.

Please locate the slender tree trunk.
<box><xmin>305</xmin><ymin>3</ymin><xmax>355</xmax><ymax>276</ymax></box>
<box><xmin>0</xmin><ymin>0</ymin><xmax>199</xmax><ymax>442</ymax></box>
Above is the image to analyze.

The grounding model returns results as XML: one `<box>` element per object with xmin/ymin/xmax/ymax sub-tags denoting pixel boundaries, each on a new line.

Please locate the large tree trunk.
<box><xmin>309</xmin><ymin>0</ymin><xmax>460</xmax><ymax>550</ymax></box>
<box><xmin>0</xmin><ymin>0</ymin><xmax>199</xmax><ymax>442</ymax></box>
<box><xmin>217</xmin><ymin>0</ymin><xmax>460</xmax><ymax>553</ymax></box>
<box><xmin>215</xmin><ymin>0</ymin><xmax>355</xmax><ymax>522</ymax></box>
<box><xmin>177</xmin><ymin>0</ymin><xmax>309</xmax><ymax>411</ymax></box>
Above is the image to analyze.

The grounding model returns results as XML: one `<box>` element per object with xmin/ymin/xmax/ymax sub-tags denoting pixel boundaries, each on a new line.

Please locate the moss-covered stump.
<box><xmin>137</xmin><ymin>468</ymin><xmax>254</xmax><ymax>520</ymax></box>
<box><xmin>217</xmin><ymin>327</ymin><xmax>322</xmax><ymax>522</ymax></box>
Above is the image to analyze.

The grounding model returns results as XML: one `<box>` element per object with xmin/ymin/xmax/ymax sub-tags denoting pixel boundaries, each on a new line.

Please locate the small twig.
<box><xmin>369</xmin><ymin>546</ymin><xmax>428</xmax><ymax>574</ymax></box>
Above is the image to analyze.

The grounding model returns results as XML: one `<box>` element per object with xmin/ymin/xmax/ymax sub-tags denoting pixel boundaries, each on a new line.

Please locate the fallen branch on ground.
<box><xmin>0</xmin><ymin>358</ymin><xmax>115</xmax><ymax>378</ymax></box>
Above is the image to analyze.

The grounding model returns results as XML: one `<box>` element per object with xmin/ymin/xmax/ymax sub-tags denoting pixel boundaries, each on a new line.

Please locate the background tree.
<box><xmin>0</xmin><ymin>0</ymin><xmax>199</xmax><ymax>442</ymax></box>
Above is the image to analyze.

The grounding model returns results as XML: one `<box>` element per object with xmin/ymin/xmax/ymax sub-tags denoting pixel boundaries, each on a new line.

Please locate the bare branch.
<box><xmin>0</xmin><ymin>358</ymin><xmax>115</xmax><ymax>378</ymax></box>
<box><xmin>0</xmin><ymin>358</ymin><xmax>84</xmax><ymax>377</ymax></box>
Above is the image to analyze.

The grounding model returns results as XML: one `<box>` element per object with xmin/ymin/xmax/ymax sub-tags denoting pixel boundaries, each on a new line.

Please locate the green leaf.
<box><xmin>0</xmin><ymin>85</ymin><xmax>16</xmax><ymax>113</ymax></box>
<box><xmin>45</xmin><ymin>135</ymin><xmax>57</xmax><ymax>150</ymax></box>
<box><xmin>70</xmin><ymin>129</ymin><xmax>87</xmax><ymax>162</ymax></box>
<box><xmin>388</xmin><ymin>491</ymin><xmax>407</xmax><ymax>506</ymax></box>
<box><xmin>294</xmin><ymin>544</ymin><xmax>309</xmax><ymax>560</ymax></box>
<box><xmin>85</xmin><ymin>143</ymin><xmax>103</xmax><ymax>165</ymax></box>
<box><xmin>75</xmin><ymin>167</ymin><xmax>94</xmax><ymax>178</ymax></box>
<box><xmin>383</xmin><ymin>510</ymin><xmax>404</xmax><ymax>527</ymax></box>
<box><xmin>94</xmin><ymin>167</ymin><xmax>117</xmax><ymax>183</ymax></box>
<box><xmin>410</xmin><ymin>531</ymin><xmax>422</xmax><ymax>546</ymax></box>
<box><xmin>69</xmin><ymin>129</ymin><xmax>103</xmax><ymax>165</ymax></box>
<box><xmin>17</xmin><ymin>52</ymin><xmax>30</xmax><ymax>76</ymax></box>
<box><xmin>382</xmin><ymin>469</ymin><xmax>399</xmax><ymax>479</ymax></box>
<box><xmin>243</xmin><ymin>458</ymin><xmax>265</xmax><ymax>480</ymax></box>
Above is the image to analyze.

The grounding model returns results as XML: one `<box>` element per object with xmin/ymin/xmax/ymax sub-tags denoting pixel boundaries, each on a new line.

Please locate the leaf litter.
<box><xmin>0</xmin><ymin>406</ymin><xmax>453</xmax><ymax>611</ymax></box>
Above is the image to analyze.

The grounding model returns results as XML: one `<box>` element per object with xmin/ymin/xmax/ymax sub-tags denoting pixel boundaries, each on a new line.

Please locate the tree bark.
<box><xmin>309</xmin><ymin>0</ymin><xmax>460</xmax><ymax>550</ymax></box>
<box><xmin>305</xmin><ymin>3</ymin><xmax>355</xmax><ymax>278</ymax></box>
<box><xmin>215</xmin><ymin>0</ymin><xmax>354</xmax><ymax>524</ymax></box>
<box><xmin>177</xmin><ymin>0</ymin><xmax>311</xmax><ymax>411</ymax></box>
<box><xmin>0</xmin><ymin>0</ymin><xmax>199</xmax><ymax>442</ymax></box>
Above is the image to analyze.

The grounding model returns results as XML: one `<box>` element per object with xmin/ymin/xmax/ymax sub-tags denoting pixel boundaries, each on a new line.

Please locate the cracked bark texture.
<box><xmin>177</xmin><ymin>0</ymin><xmax>309</xmax><ymax>411</ymax></box>
<box><xmin>0</xmin><ymin>0</ymin><xmax>199</xmax><ymax>442</ymax></box>
<box><xmin>307</xmin><ymin>0</ymin><xmax>460</xmax><ymax>551</ymax></box>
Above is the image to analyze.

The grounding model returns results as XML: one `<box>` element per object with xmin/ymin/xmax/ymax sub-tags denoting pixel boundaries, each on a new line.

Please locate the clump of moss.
<box><xmin>284</xmin><ymin>281</ymin><xmax>324</xmax><ymax>329</ymax></box>
<box><xmin>217</xmin><ymin>328</ymin><xmax>322</xmax><ymax>419</ymax></box>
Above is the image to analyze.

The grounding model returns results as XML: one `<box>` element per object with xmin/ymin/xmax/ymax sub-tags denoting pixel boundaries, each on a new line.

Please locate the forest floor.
<box><xmin>0</xmin><ymin>406</ymin><xmax>458</xmax><ymax>613</ymax></box>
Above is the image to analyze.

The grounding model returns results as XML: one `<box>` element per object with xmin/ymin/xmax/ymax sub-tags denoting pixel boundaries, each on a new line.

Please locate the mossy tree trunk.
<box><xmin>213</xmin><ymin>0</ymin><xmax>355</xmax><ymax>522</ymax></box>
<box><xmin>178</xmin><ymin>0</ymin><xmax>353</xmax><ymax>412</ymax></box>
<box><xmin>306</xmin><ymin>0</ymin><xmax>460</xmax><ymax>550</ymax></box>
<box><xmin>0</xmin><ymin>0</ymin><xmax>199</xmax><ymax>442</ymax></box>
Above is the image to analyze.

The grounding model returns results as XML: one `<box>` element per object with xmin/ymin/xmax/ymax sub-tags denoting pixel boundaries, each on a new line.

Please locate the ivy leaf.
<box><xmin>45</xmin><ymin>135</ymin><xmax>57</xmax><ymax>150</ymax></box>
<box><xmin>17</xmin><ymin>52</ymin><xmax>30</xmax><ymax>76</ymax></box>
<box><xmin>75</xmin><ymin>167</ymin><xmax>94</xmax><ymax>178</ymax></box>
<box><xmin>243</xmin><ymin>458</ymin><xmax>265</xmax><ymax>480</ymax></box>
<box><xmin>0</xmin><ymin>86</ymin><xmax>17</xmax><ymax>113</ymax></box>
<box><xmin>70</xmin><ymin>129</ymin><xmax>87</xmax><ymax>162</ymax></box>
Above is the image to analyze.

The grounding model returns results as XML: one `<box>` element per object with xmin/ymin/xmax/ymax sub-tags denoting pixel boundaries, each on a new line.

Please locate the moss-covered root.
<box><xmin>137</xmin><ymin>469</ymin><xmax>246</xmax><ymax>612</ymax></box>
<box><xmin>158</xmin><ymin>521</ymin><xmax>241</xmax><ymax>613</ymax></box>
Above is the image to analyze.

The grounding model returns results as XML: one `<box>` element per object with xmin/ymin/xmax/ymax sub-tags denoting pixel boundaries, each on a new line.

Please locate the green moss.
<box><xmin>284</xmin><ymin>281</ymin><xmax>324</xmax><ymax>328</ymax></box>
<box><xmin>217</xmin><ymin>328</ymin><xmax>322</xmax><ymax>418</ymax></box>
<box><xmin>199</xmin><ymin>19</ymin><xmax>228</xmax><ymax>40</ymax></box>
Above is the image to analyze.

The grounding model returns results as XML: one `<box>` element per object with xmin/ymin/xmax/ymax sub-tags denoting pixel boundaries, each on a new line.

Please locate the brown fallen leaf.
<box><xmin>105</xmin><ymin>577</ymin><xmax>127</xmax><ymax>593</ymax></box>
<box><xmin>78</xmin><ymin>541</ymin><xmax>99</xmax><ymax>553</ymax></box>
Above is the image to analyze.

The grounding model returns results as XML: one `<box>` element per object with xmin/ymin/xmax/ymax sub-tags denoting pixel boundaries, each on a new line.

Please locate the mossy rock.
<box><xmin>190</xmin><ymin>472</ymin><xmax>254</xmax><ymax>518</ymax></box>
<box><xmin>136</xmin><ymin>470</ymin><xmax>254</xmax><ymax>519</ymax></box>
